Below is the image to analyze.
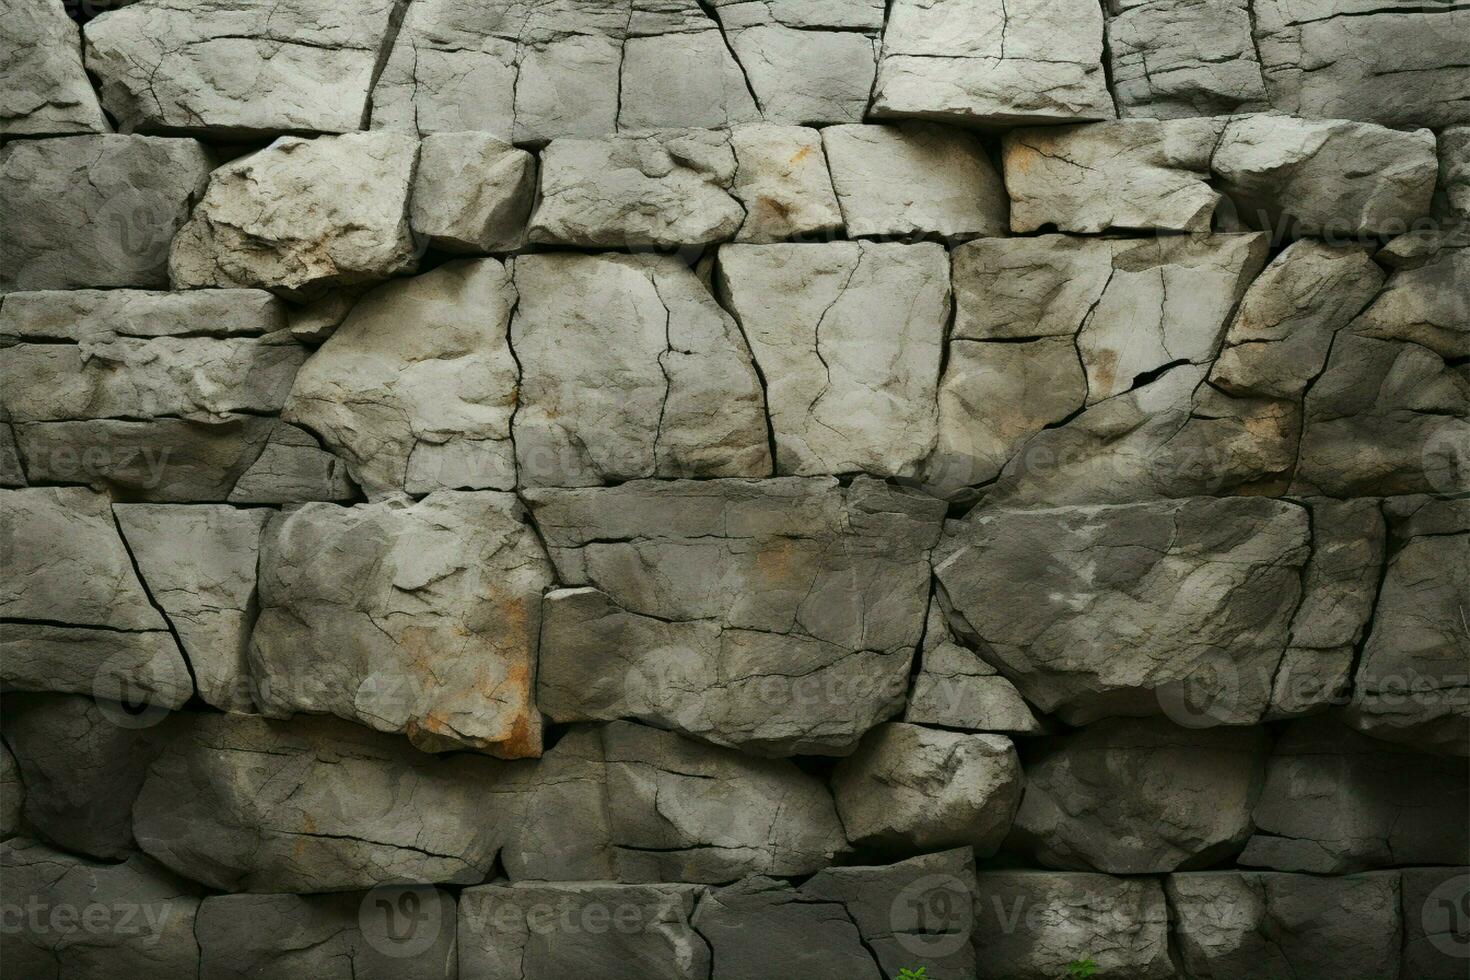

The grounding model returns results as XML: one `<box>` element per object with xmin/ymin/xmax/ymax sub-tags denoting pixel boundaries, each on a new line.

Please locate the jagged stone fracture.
<box><xmin>0</xmin><ymin>741</ymin><xmax>22</xmax><ymax>838</ymax></box>
<box><xmin>410</xmin><ymin>132</ymin><xmax>537</xmax><ymax>253</ymax></box>
<box><xmin>905</xmin><ymin>602</ymin><xmax>1042</xmax><ymax>733</ymax></box>
<box><xmin>1103</xmin><ymin>0</ymin><xmax>1267</xmax><ymax>118</ymax></box>
<box><xmin>1</xmin><ymin>0</ymin><xmax>110</xmax><ymax>136</ymax></box>
<box><xmin>529</xmin><ymin>478</ymin><xmax>943</xmax><ymax>755</ymax></box>
<box><xmin>510</xmin><ymin>253</ymin><xmax>771</xmax><ymax>488</ymax></box>
<box><xmin>0</xmin><ymin>135</ymin><xmax>211</xmax><ymax>292</ymax></box>
<box><xmin>0</xmin><ymin>487</ymin><xmax>192</xmax><ymax>708</ymax></box>
<box><xmin>249</xmin><ymin>491</ymin><xmax>554</xmax><ymax>756</ymax></box>
<box><xmin>82</xmin><ymin>0</ymin><xmax>405</xmax><ymax>137</ymax></box>
<box><xmin>728</xmin><ymin>124</ymin><xmax>845</xmax><ymax>243</ymax></box>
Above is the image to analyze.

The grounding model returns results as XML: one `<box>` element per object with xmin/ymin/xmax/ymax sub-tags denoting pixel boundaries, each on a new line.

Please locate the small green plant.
<box><xmin>1066</xmin><ymin>959</ymin><xmax>1099</xmax><ymax>979</ymax></box>
<box><xmin>897</xmin><ymin>969</ymin><xmax>929</xmax><ymax>980</ymax></box>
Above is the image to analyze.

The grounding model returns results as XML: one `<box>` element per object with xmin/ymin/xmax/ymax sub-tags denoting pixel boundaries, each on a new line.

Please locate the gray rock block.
<box><xmin>1439</xmin><ymin>126</ymin><xmax>1470</xmax><ymax>221</ymax></box>
<box><xmin>1</xmin><ymin>135</ymin><xmax>211</xmax><ymax>292</ymax></box>
<box><xmin>0</xmin><ymin>739</ymin><xmax>22</xmax><ymax>839</ymax></box>
<box><xmin>1</xmin><ymin>0</ymin><xmax>110</xmax><ymax>136</ymax></box>
<box><xmin>729</xmin><ymin>124</ymin><xmax>844</xmax><ymax>243</ymax></box>
<box><xmin>693</xmin><ymin>877</ymin><xmax>880</xmax><ymax>979</ymax></box>
<box><xmin>1402</xmin><ymin>867</ymin><xmax>1470</xmax><ymax>978</ymax></box>
<box><xmin>904</xmin><ymin>603</ymin><xmax>1043</xmax><ymax>733</ymax></box>
<box><xmin>410</xmin><ymin>132</ymin><xmax>536</xmax><ymax>253</ymax></box>
<box><xmin>1105</xmin><ymin>0</ymin><xmax>1268</xmax><ymax>118</ymax></box>
<box><xmin>0</xmin><ymin>287</ymin><xmax>287</xmax><ymax>342</ymax></box>
<box><xmin>226</xmin><ymin>422</ymin><xmax>357</xmax><ymax>504</ymax></box>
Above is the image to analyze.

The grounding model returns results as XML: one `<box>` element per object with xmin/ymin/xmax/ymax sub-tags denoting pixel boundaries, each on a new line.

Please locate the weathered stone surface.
<box><xmin>831</xmin><ymin>722</ymin><xmax>1022</xmax><ymax>854</ymax></box>
<box><xmin>1239</xmin><ymin>717</ymin><xmax>1469</xmax><ymax>873</ymax></box>
<box><xmin>1354</xmin><ymin>238</ymin><xmax>1470</xmax><ymax>357</ymax></box>
<box><xmin>905</xmin><ymin>602</ymin><xmax>1043</xmax><ymax>733</ymax></box>
<box><xmin>0</xmin><ymin>693</ymin><xmax>173</xmax><ymax>859</ymax></box>
<box><xmin>529</xmin><ymin>131</ymin><xmax>744</xmax><ymax>247</ymax></box>
<box><xmin>114</xmin><ymin>504</ymin><xmax>268</xmax><ymax>712</ymax></box>
<box><xmin>1</xmin><ymin>739</ymin><xmax>21</xmax><ymax>838</ymax></box>
<box><xmin>250</xmin><ymin>492</ymin><xmax>553</xmax><ymax>756</ymax></box>
<box><xmin>0</xmin><ymin>838</ymin><xmax>202</xmax><ymax>980</ymax></box>
<box><xmin>0</xmin><ymin>135</ymin><xmax>211</xmax><ymax>292</ymax></box>
<box><xmin>1010</xmin><ymin>717</ymin><xmax>1269</xmax><ymax>873</ymax></box>
<box><xmin>2</xmin><ymin>0</ymin><xmax>110</xmax><ymax>136</ymax></box>
<box><xmin>458</xmin><ymin>882</ymin><xmax>707</xmax><ymax>980</ymax></box>
<box><xmin>936</xmin><ymin>498</ymin><xmax>1309</xmax><ymax>725</ymax></box>
<box><xmin>0</xmin><ymin>287</ymin><xmax>287</xmax><ymax>342</ymax></box>
<box><xmin>0</xmin><ymin>424</ymin><xmax>24</xmax><ymax>488</ymax></box>
<box><xmin>1402</xmin><ymin>867</ymin><xmax>1470</xmax><ymax>978</ymax></box>
<box><xmin>410</xmin><ymin>132</ymin><xmax>536</xmax><ymax>253</ymax></box>
<box><xmin>1342</xmin><ymin>497</ymin><xmax>1470</xmax><ymax>753</ymax></box>
<box><xmin>872</xmin><ymin>0</ymin><xmax>1115</xmax><ymax>126</ymax></box>
<box><xmin>693</xmin><ymin>877</ymin><xmax>879</xmax><ymax>979</ymax></box>
<box><xmin>529</xmin><ymin>478</ymin><xmax>942</xmax><ymax>755</ymax></box>
<box><xmin>822</xmin><ymin>122</ymin><xmax>1007</xmax><ymax>239</ymax></box>
<box><xmin>226</xmin><ymin>422</ymin><xmax>357</xmax><ymax>504</ymax></box>
<box><xmin>729</xmin><ymin>124</ymin><xmax>844</xmax><ymax>243</ymax></box>
<box><xmin>1168</xmin><ymin>870</ymin><xmax>1403</xmax><ymax>979</ymax></box>
<box><xmin>717</xmin><ymin>242</ymin><xmax>949</xmax><ymax>476</ymax></box>
<box><xmin>83</xmin><ymin>0</ymin><xmax>402</xmax><ymax>137</ymax></box>
<box><xmin>1253</xmin><ymin>0</ymin><xmax>1470</xmax><ymax>128</ymax></box>
<box><xmin>285</xmin><ymin>284</ymin><xmax>369</xmax><ymax>343</ymax></box>
<box><xmin>1440</xmin><ymin>126</ymin><xmax>1470</xmax><ymax>220</ymax></box>
<box><xmin>1104</xmin><ymin>0</ymin><xmax>1267</xmax><ymax>118</ymax></box>
<box><xmin>511</xmin><ymin>253</ymin><xmax>770</xmax><ymax>488</ymax></box>
<box><xmin>0</xmin><ymin>487</ymin><xmax>191</xmax><ymax>707</ymax></box>
<box><xmin>198</xmin><ymin>890</ymin><xmax>457</xmax><ymax>980</ymax></box>
<box><xmin>1213</xmin><ymin>113</ymin><xmax>1439</xmax><ymax>238</ymax></box>
<box><xmin>971</xmin><ymin>871</ymin><xmax>1173</xmax><ymax>979</ymax></box>
<box><xmin>603</xmin><ymin>720</ymin><xmax>849</xmax><ymax>882</ymax></box>
<box><xmin>710</xmin><ymin>0</ymin><xmax>883</xmax><ymax>125</ymax></box>
<box><xmin>170</xmin><ymin>133</ymin><xmax>419</xmax><ymax>299</ymax></box>
<box><xmin>284</xmin><ymin>260</ymin><xmax>519</xmax><ymax>497</ymax></box>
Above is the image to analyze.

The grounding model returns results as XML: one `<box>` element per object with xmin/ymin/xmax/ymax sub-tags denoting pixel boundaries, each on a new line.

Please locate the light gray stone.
<box><xmin>83</xmin><ymin>0</ymin><xmax>403</xmax><ymax>137</ymax></box>
<box><xmin>822</xmin><ymin>122</ymin><xmax>1007</xmax><ymax>239</ymax></box>
<box><xmin>692</xmin><ymin>877</ymin><xmax>879</xmax><ymax>979</ymax></box>
<box><xmin>729</xmin><ymin>124</ymin><xmax>843</xmax><ymax>243</ymax></box>
<box><xmin>1352</xmin><ymin>240</ymin><xmax>1470</xmax><ymax>361</ymax></box>
<box><xmin>936</xmin><ymin>497</ymin><xmax>1310</xmax><ymax>725</ymax></box>
<box><xmin>511</xmin><ymin>253</ymin><xmax>770</xmax><ymax>488</ymax></box>
<box><xmin>0</xmin><ymin>838</ymin><xmax>202</xmax><ymax>980</ymax></box>
<box><xmin>114</xmin><ymin>504</ymin><xmax>269</xmax><ymax>713</ymax></box>
<box><xmin>410</xmin><ymin>132</ymin><xmax>536</xmax><ymax>253</ymax></box>
<box><xmin>226</xmin><ymin>422</ymin><xmax>357</xmax><ymax>504</ymax></box>
<box><xmin>1167</xmin><ymin>870</ymin><xmax>1403</xmax><ymax>980</ymax></box>
<box><xmin>832</xmin><ymin>722</ymin><xmax>1022</xmax><ymax>854</ymax></box>
<box><xmin>1</xmin><ymin>135</ymin><xmax>211</xmax><ymax>292</ymax></box>
<box><xmin>1</xmin><ymin>0</ymin><xmax>109</xmax><ymax>136</ymax></box>
<box><xmin>528</xmin><ymin>131</ymin><xmax>744</xmax><ymax>247</ymax></box>
<box><xmin>530</xmin><ymin>478</ymin><xmax>943</xmax><ymax>755</ymax></box>
<box><xmin>169</xmin><ymin>133</ymin><xmax>419</xmax><ymax>299</ymax></box>
<box><xmin>1402</xmin><ymin>867</ymin><xmax>1470</xmax><ymax>978</ymax></box>
<box><xmin>0</xmin><ymin>487</ymin><xmax>191</xmax><ymax>707</ymax></box>
<box><xmin>0</xmin><ymin>424</ymin><xmax>23</xmax><ymax>488</ymax></box>
<box><xmin>284</xmin><ymin>284</ymin><xmax>370</xmax><ymax>343</ymax></box>
<box><xmin>1239</xmin><ymin>716</ymin><xmax>1469</xmax><ymax>873</ymax></box>
<box><xmin>971</xmin><ymin>871</ymin><xmax>1173</xmax><ymax>979</ymax></box>
<box><xmin>283</xmin><ymin>259</ymin><xmax>519</xmax><ymax>497</ymax></box>
<box><xmin>905</xmin><ymin>603</ymin><xmax>1044</xmax><ymax>733</ymax></box>
<box><xmin>872</xmin><ymin>0</ymin><xmax>1115</xmax><ymax>126</ymax></box>
<box><xmin>1010</xmin><ymin>717</ymin><xmax>1269</xmax><ymax>873</ymax></box>
<box><xmin>250</xmin><ymin>492</ymin><xmax>553</xmax><ymax>757</ymax></box>
<box><xmin>0</xmin><ymin>288</ymin><xmax>287</xmax><ymax>342</ymax></box>
<box><xmin>1105</xmin><ymin>0</ymin><xmax>1267</xmax><ymax>118</ymax></box>
<box><xmin>1440</xmin><ymin>126</ymin><xmax>1470</xmax><ymax>220</ymax></box>
<box><xmin>716</xmin><ymin>242</ymin><xmax>949</xmax><ymax>477</ymax></box>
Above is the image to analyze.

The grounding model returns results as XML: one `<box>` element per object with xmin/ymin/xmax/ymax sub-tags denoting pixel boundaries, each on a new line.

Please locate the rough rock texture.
<box><xmin>1167</xmin><ymin>870</ymin><xmax>1403</xmax><ymax>979</ymax></box>
<box><xmin>905</xmin><ymin>603</ymin><xmax>1043</xmax><ymax>733</ymax></box>
<box><xmin>0</xmin><ymin>838</ymin><xmax>202</xmax><ymax>980</ymax></box>
<box><xmin>530</xmin><ymin>478</ymin><xmax>942</xmax><ymax>755</ymax></box>
<box><xmin>410</xmin><ymin>132</ymin><xmax>537</xmax><ymax>252</ymax></box>
<box><xmin>249</xmin><ymin>492</ymin><xmax>554</xmax><ymax>756</ymax></box>
<box><xmin>0</xmin><ymin>287</ymin><xmax>288</xmax><ymax>342</ymax></box>
<box><xmin>729</xmin><ymin>125</ymin><xmax>844</xmax><ymax>243</ymax></box>
<box><xmin>170</xmin><ymin>133</ymin><xmax>420</xmax><ymax>298</ymax></box>
<box><xmin>831</xmin><ymin>722</ymin><xmax>1022</xmax><ymax>853</ymax></box>
<box><xmin>83</xmin><ymin>0</ymin><xmax>404</xmax><ymax>137</ymax></box>
<box><xmin>226</xmin><ymin>422</ymin><xmax>357</xmax><ymax>504</ymax></box>
<box><xmin>717</xmin><ymin>242</ymin><xmax>949</xmax><ymax>477</ymax></box>
<box><xmin>0</xmin><ymin>740</ymin><xmax>22</xmax><ymax>838</ymax></box>
<box><xmin>529</xmin><ymin>131</ymin><xmax>744</xmax><ymax>247</ymax></box>
<box><xmin>0</xmin><ymin>487</ymin><xmax>191</xmax><ymax>707</ymax></box>
<box><xmin>1009</xmin><ymin>718</ymin><xmax>1270</xmax><ymax>873</ymax></box>
<box><xmin>284</xmin><ymin>259</ymin><xmax>520</xmax><ymax>496</ymax></box>
<box><xmin>0</xmin><ymin>135</ymin><xmax>211</xmax><ymax>292</ymax></box>
<box><xmin>197</xmin><ymin>890</ymin><xmax>458</xmax><ymax>980</ymax></box>
<box><xmin>1104</xmin><ymin>0</ymin><xmax>1267</xmax><ymax>118</ymax></box>
<box><xmin>936</xmin><ymin>497</ymin><xmax>1310</xmax><ymax>725</ymax></box>
<box><xmin>822</xmin><ymin>122</ymin><xmax>1007</xmax><ymax>239</ymax></box>
<box><xmin>1440</xmin><ymin>126</ymin><xmax>1470</xmax><ymax>221</ymax></box>
<box><xmin>1402</xmin><ymin>867</ymin><xmax>1470</xmax><ymax>978</ymax></box>
<box><xmin>2</xmin><ymin>0</ymin><xmax>110</xmax><ymax>136</ymax></box>
<box><xmin>1240</xmin><ymin>717</ymin><xmax>1470</xmax><ymax>873</ymax></box>
<box><xmin>971</xmin><ymin>871</ymin><xmax>1173</xmax><ymax>979</ymax></box>
<box><xmin>511</xmin><ymin>253</ymin><xmax>770</xmax><ymax>488</ymax></box>
<box><xmin>872</xmin><ymin>0</ymin><xmax>1115</xmax><ymax>126</ymax></box>
<box><xmin>694</xmin><ymin>877</ymin><xmax>880</xmax><ymax>979</ymax></box>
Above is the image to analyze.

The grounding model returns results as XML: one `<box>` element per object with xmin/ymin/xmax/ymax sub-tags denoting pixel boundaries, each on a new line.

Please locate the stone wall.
<box><xmin>1</xmin><ymin>0</ymin><xmax>1467</xmax><ymax>977</ymax></box>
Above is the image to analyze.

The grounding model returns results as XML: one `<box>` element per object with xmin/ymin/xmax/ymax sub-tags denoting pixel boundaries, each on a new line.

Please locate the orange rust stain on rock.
<box><xmin>789</xmin><ymin>145</ymin><xmax>812</xmax><ymax>165</ymax></box>
<box><xmin>1090</xmin><ymin>349</ymin><xmax>1118</xmax><ymax>396</ymax></box>
<box><xmin>760</xmin><ymin>195</ymin><xmax>795</xmax><ymax>221</ymax></box>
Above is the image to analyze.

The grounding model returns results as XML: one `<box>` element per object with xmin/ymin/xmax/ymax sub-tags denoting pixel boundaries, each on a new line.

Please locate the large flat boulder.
<box><xmin>1104</xmin><ymin>0</ymin><xmax>1267</xmax><ymax>118</ymax></box>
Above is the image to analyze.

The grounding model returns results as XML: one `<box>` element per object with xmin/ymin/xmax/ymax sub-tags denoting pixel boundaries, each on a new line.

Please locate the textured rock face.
<box><xmin>2</xmin><ymin>0</ymin><xmax>110</xmax><ymax>136</ymax></box>
<box><xmin>511</xmin><ymin>253</ymin><xmax>770</xmax><ymax>488</ymax></box>
<box><xmin>170</xmin><ymin>133</ymin><xmax>419</xmax><ymax>298</ymax></box>
<box><xmin>905</xmin><ymin>602</ymin><xmax>1042</xmax><ymax>733</ymax></box>
<box><xmin>284</xmin><ymin>260</ymin><xmax>520</xmax><ymax>496</ymax></box>
<box><xmin>1104</xmin><ymin>0</ymin><xmax>1266</xmax><ymax>118</ymax></box>
<box><xmin>0</xmin><ymin>741</ymin><xmax>21</xmax><ymax>838</ymax></box>
<box><xmin>1441</xmin><ymin>126</ymin><xmax>1470</xmax><ymax>220</ymax></box>
<box><xmin>226</xmin><ymin>421</ymin><xmax>357</xmax><ymax>504</ymax></box>
<box><xmin>249</xmin><ymin>492</ymin><xmax>553</xmax><ymax>756</ymax></box>
<box><xmin>872</xmin><ymin>0</ymin><xmax>1115</xmax><ymax>125</ymax></box>
<box><xmin>530</xmin><ymin>478</ymin><xmax>942</xmax><ymax>755</ymax></box>
<box><xmin>729</xmin><ymin>125</ymin><xmax>844</xmax><ymax>243</ymax></box>
<box><xmin>410</xmin><ymin>133</ymin><xmax>536</xmax><ymax>253</ymax></box>
<box><xmin>1402</xmin><ymin>867</ymin><xmax>1470</xmax><ymax>978</ymax></box>
<box><xmin>83</xmin><ymin>0</ymin><xmax>403</xmax><ymax>137</ymax></box>
<box><xmin>831</xmin><ymin>723</ymin><xmax>1022</xmax><ymax>854</ymax></box>
<box><xmin>1010</xmin><ymin>718</ymin><xmax>1270</xmax><ymax>873</ymax></box>
<box><xmin>717</xmin><ymin>242</ymin><xmax>949</xmax><ymax>477</ymax></box>
<box><xmin>1</xmin><ymin>135</ymin><xmax>211</xmax><ymax>292</ymax></box>
<box><xmin>1</xmin><ymin>839</ymin><xmax>202</xmax><ymax>980</ymax></box>
<box><xmin>1168</xmin><ymin>871</ymin><xmax>1403</xmax><ymax>979</ymax></box>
